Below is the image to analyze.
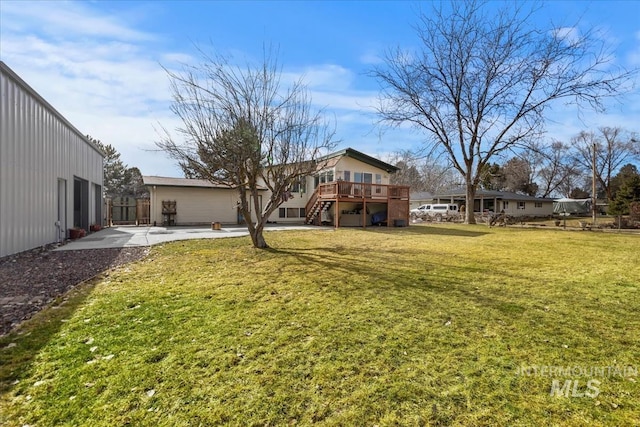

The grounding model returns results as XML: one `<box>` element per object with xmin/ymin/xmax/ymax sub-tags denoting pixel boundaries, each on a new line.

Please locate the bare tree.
<box><xmin>572</xmin><ymin>127</ymin><xmax>640</xmax><ymax>201</ymax></box>
<box><xmin>521</xmin><ymin>140</ymin><xmax>583</xmax><ymax>198</ymax></box>
<box><xmin>502</xmin><ymin>157</ymin><xmax>538</xmax><ymax>196</ymax></box>
<box><xmin>157</xmin><ymin>48</ymin><xmax>335</xmax><ymax>248</ymax></box>
<box><xmin>389</xmin><ymin>150</ymin><xmax>426</xmax><ymax>190</ymax></box>
<box><xmin>389</xmin><ymin>149</ymin><xmax>460</xmax><ymax>193</ymax></box>
<box><xmin>372</xmin><ymin>0</ymin><xmax>634</xmax><ymax>223</ymax></box>
<box><xmin>418</xmin><ymin>156</ymin><xmax>460</xmax><ymax>194</ymax></box>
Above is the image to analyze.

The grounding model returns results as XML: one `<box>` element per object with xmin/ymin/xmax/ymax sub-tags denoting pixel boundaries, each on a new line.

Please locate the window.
<box><xmin>518</xmin><ymin>201</ymin><xmax>526</xmax><ymax>210</ymax></box>
<box><xmin>291</xmin><ymin>178</ymin><xmax>306</xmax><ymax>193</ymax></box>
<box><xmin>280</xmin><ymin>208</ymin><xmax>305</xmax><ymax>218</ymax></box>
<box><xmin>535</xmin><ymin>202</ymin><xmax>542</xmax><ymax>208</ymax></box>
<box><xmin>375</xmin><ymin>174</ymin><xmax>382</xmax><ymax>193</ymax></box>
<box><xmin>503</xmin><ymin>201</ymin><xmax>509</xmax><ymax>210</ymax></box>
<box><xmin>343</xmin><ymin>171</ymin><xmax>351</xmax><ymax>182</ymax></box>
<box><xmin>353</xmin><ymin>172</ymin><xmax>373</xmax><ymax>183</ymax></box>
<box><xmin>317</xmin><ymin>170</ymin><xmax>334</xmax><ymax>185</ymax></box>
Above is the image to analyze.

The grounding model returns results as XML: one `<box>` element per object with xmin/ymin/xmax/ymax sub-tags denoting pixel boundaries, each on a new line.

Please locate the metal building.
<box><xmin>0</xmin><ymin>61</ymin><xmax>104</xmax><ymax>257</ymax></box>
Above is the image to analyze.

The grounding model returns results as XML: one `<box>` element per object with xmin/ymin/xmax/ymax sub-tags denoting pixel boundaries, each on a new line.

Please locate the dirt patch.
<box><xmin>0</xmin><ymin>245</ymin><xmax>149</xmax><ymax>336</ymax></box>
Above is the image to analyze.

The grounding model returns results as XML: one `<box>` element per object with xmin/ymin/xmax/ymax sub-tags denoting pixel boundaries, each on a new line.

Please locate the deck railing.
<box><xmin>314</xmin><ymin>181</ymin><xmax>410</xmax><ymax>200</ymax></box>
<box><xmin>304</xmin><ymin>181</ymin><xmax>411</xmax><ymax>225</ymax></box>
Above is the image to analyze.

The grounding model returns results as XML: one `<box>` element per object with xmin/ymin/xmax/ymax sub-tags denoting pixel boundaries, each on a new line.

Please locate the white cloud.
<box><xmin>553</xmin><ymin>26</ymin><xmax>581</xmax><ymax>44</ymax></box>
<box><xmin>0</xmin><ymin>1</ymin><xmax>183</xmax><ymax>175</ymax></box>
<box><xmin>359</xmin><ymin>50</ymin><xmax>384</xmax><ymax>65</ymax></box>
<box><xmin>0</xmin><ymin>1</ymin><xmax>155</xmax><ymax>42</ymax></box>
<box><xmin>627</xmin><ymin>31</ymin><xmax>640</xmax><ymax>66</ymax></box>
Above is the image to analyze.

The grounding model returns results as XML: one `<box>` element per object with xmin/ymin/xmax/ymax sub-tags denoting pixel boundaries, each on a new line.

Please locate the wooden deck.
<box><xmin>304</xmin><ymin>181</ymin><xmax>410</xmax><ymax>227</ymax></box>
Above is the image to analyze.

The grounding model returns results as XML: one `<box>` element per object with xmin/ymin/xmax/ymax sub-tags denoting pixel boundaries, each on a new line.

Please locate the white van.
<box><xmin>410</xmin><ymin>204</ymin><xmax>459</xmax><ymax>220</ymax></box>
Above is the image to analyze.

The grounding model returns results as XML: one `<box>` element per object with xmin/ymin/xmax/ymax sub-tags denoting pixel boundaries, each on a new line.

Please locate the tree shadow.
<box><xmin>266</xmin><ymin>241</ymin><xmax>524</xmax><ymax>316</ymax></box>
<box><xmin>363</xmin><ymin>225</ymin><xmax>489</xmax><ymax>238</ymax></box>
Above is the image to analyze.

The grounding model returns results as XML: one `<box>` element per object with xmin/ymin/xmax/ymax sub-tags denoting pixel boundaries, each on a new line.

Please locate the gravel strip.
<box><xmin>0</xmin><ymin>245</ymin><xmax>149</xmax><ymax>337</ymax></box>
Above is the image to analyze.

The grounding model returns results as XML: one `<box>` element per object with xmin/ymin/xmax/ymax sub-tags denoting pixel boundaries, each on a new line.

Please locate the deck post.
<box><xmin>363</xmin><ymin>198</ymin><xmax>367</xmax><ymax>229</ymax></box>
<box><xmin>335</xmin><ymin>198</ymin><xmax>339</xmax><ymax>228</ymax></box>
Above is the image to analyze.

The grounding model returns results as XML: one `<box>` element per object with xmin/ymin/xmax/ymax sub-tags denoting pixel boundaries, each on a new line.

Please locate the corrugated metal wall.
<box><xmin>0</xmin><ymin>61</ymin><xmax>104</xmax><ymax>257</ymax></box>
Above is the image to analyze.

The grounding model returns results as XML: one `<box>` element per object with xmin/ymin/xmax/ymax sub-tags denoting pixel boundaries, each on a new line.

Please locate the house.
<box><xmin>143</xmin><ymin>176</ymin><xmax>266</xmax><ymax>226</ymax></box>
<box><xmin>410</xmin><ymin>191</ymin><xmax>434</xmax><ymax>210</ymax></box>
<box><xmin>0</xmin><ymin>62</ymin><xmax>104</xmax><ymax>258</ymax></box>
<box><xmin>143</xmin><ymin>148</ymin><xmax>410</xmax><ymax>227</ymax></box>
<box><xmin>432</xmin><ymin>188</ymin><xmax>554</xmax><ymax>217</ymax></box>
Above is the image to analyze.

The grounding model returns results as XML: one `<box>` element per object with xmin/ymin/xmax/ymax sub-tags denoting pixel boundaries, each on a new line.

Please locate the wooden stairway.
<box><xmin>304</xmin><ymin>190</ymin><xmax>333</xmax><ymax>225</ymax></box>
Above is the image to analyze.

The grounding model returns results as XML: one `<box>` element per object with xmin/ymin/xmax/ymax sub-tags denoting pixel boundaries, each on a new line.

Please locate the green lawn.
<box><xmin>1</xmin><ymin>225</ymin><xmax>639</xmax><ymax>426</ymax></box>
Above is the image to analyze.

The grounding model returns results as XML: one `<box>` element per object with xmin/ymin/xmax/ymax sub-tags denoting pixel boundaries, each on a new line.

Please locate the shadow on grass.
<box><xmin>0</xmin><ymin>281</ymin><xmax>97</xmax><ymax>394</ymax></box>
<box><xmin>363</xmin><ymin>224</ymin><xmax>490</xmax><ymax>238</ymax></box>
<box><xmin>267</xmin><ymin>242</ymin><xmax>517</xmax><ymax>315</ymax></box>
<box><xmin>0</xmin><ymin>247</ymin><xmax>148</xmax><ymax>395</ymax></box>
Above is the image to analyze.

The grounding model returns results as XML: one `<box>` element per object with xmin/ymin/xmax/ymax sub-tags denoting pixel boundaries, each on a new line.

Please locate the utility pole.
<box><xmin>592</xmin><ymin>142</ymin><xmax>597</xmax><ymax>226</ymax></box>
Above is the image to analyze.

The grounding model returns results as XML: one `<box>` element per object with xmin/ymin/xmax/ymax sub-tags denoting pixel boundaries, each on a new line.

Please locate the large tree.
<box><xmin>372</xmin><ymin>0</ymin><xmax>634</xmax><ymax>223</ymax></box>
<box><xmin>610</xmin><ymin>163</ymin><xmax>640</xmax><ymax>200</ymax></box>
<box><xmin>502</xmin><ymin>157</ymin><xmax>538</xmax><ymax>196</ymax></box>
<box><xmin>123</xmin><ymin>167</ymin><xmax>149</xmax><ymax>199</ymax></box>
<box><xmin>157</xmin><ymin>49</ymin><xmax>335</xmax><ymax>248</ymax></box>
<box><xmin>526</xmin><ymin>140</ymin><xmax>583</xmax><ymax>198</ymax></box>
<box><xmin>88</xmin><ymin>136</ymin><xmax>126</xmax><ymax>198</ymax></box>
<box><xmin>89</xmin><ymin>136</ymin><xmax>149</xmax><ymax>199</ymax></box>
<box><xmin>390</xmin><ymin>149</ymin><xmax>460</xmax><ymax>193</ymax></box>
<box><xmin>572</xmin><ymin>127</ymin><xmax>640</xmax><ymax>202</ymax></box>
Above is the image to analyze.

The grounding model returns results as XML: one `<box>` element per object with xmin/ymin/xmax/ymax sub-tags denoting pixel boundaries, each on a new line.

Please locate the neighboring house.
<box><xmin>143</xmin><ymin>176</ymin><xmax>266</xmax><ymax>226</ymax></box>
<box><xmin>432</xmin><ymin>188</ymin><xmax>554</xmax><ymax>217</ymax></box>
<box><xmin>0</xmin><ymin>62</ymin><xmax>104</xmax><ymax>258</ymax></box>
<box><xmin>410</xmin><ymin>192</ymin><xmax>434</xmax><ymax>210</ymax></box>
<box><xmin>143</xmin><ymin>147</ymin><xmax>410</xmax><ymax>227</ymax></box>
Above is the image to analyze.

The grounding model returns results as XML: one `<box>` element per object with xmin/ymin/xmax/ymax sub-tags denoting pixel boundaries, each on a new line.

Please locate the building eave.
<box><xmin>319</xmin><ymin>148</ymin><xmax>400</xmax><ymax>173</ymax></box>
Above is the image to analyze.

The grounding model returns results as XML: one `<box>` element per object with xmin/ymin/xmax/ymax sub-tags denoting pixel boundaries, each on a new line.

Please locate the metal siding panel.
<box><xmin>1</xmin><ymin>63</ymin><xmax>104</xmax><ymax>257</ymax></box>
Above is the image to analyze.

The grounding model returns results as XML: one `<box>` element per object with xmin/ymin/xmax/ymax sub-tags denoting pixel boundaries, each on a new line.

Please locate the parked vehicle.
<box><xmin>410</xmin><ymin>204</ymin><xmax>459</xmax><ymax>221</ymax></box>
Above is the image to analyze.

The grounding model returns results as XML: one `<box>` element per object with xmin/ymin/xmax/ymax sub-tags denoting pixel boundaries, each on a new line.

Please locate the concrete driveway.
<box><xmin>55</xmin><ymin>224</ymin><xmax>324</xmax><ymax>250</ymax></box>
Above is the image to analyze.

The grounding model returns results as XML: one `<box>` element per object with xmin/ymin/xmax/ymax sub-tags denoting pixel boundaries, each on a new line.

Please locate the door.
<box><xmin>57</xmin><ymin>179</ymin><xmax>67</xmax><ymax>241</ymax></box>
<box><xmin>73</xmin><ymin>177</ymin><xmax>89</xmax><ymax>230</ymax></box>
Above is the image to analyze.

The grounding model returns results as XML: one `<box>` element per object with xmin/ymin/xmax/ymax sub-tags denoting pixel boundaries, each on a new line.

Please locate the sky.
<box><xmin>1</xmin><ymin>0</ymin><xmax>639</xmax><ymax>178</ymax></box>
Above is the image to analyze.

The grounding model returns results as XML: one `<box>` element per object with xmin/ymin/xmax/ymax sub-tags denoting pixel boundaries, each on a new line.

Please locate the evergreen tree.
<box><xmin>608</xmin><ymin>174</ymin><xmax>640</xmax><ymax>216</ymax></box>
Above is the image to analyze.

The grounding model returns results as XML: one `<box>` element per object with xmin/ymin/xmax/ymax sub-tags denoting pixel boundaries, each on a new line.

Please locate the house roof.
<box><xmin>433</xmin><ymin>187</ymin><xmax>553</xmax><ymax>202</ymax></box>
<box><xmin>320</xmin><ymin>148</ymin><xmax>399</xmax><ymax>173</ymax></box>
<box><xmin>143</xmin><ymin>176</ymin><xmax>236</xmax><ymax>189</ymax></box>
<box><xmin>410</xmin><ymin>191</ymin><xmax>434</xmax><ymax>201</ymax></box>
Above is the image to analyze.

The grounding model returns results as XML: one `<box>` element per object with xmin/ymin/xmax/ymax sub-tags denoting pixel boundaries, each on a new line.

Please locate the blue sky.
<box><xmin>1</xmin><ymin>0</ymin><xmax>639</xmax><ymax>177</ymax></box>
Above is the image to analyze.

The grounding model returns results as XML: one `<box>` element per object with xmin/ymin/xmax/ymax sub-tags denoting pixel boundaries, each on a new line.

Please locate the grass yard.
<box><xmin>1</xmin><ymin>225</ymin><xmax>639</xmax><ymax>426</ymax></box>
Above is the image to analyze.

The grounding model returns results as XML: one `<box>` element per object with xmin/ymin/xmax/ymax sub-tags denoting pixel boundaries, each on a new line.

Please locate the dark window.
<box><xmin>291</xmin><ymin>178</ymin><xmax>306</xmax><ymax>193</ymax></box>
<box><xmin>279</xmin><ymin>208</ymin><xmax>286</xmax><ymax>218</ymax></box>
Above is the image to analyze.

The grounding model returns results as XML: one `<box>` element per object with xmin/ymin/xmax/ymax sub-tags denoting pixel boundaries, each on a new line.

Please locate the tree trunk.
<box><xmin>249</xmin><ymin>229</ymin><xmax>269</xmax><ymax>249</ymax></box>
<box><xmin>249</xmin><ymin>220</ymin><xmax>269</xmax><ymax>249</ymax></box>
<box><xmin>465</xmin><ymin>183</ymin><xmax>477</xmax><ymax>224</ymax></box>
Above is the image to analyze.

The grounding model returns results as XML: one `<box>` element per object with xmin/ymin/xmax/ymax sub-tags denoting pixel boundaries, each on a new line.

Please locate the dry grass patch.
<box><xmin>1</xmin><ymin>225</ymin><xmax>639</xmax><ymax>426</ymax></box>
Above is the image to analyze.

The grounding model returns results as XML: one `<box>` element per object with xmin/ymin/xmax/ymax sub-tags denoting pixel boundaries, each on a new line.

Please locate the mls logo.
<box><xmin>550</xmin><ymin>379</ymin><xmax>600</xmax><ymax>398</ymax></box>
